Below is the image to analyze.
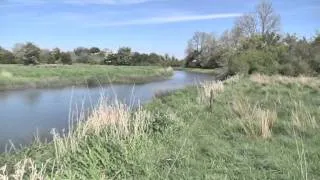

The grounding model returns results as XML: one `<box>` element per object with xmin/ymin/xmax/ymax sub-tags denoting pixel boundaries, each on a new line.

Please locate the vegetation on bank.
<box><xmin>184</xmin><ymin>0</ymin><xmax>320</xmax><ymax>77</ymax></box>
<box><xmin>0</xmin><ymin>44</ymin><xmax>182</xmax><ymax>67</ymax></box>
<box><xmin>175</xmin><ymin>67</ymin><xmax>228</xmax><ymax>76</ymax></box>
<box><xmin>0</xmin><ymin>65</ymin><xmax>173</xmax><ymax>90</ymax></box>
<box><xmin>1</xmin><ymin>74</ymin><xmax>319</xmax><ymax>179</ymax></box>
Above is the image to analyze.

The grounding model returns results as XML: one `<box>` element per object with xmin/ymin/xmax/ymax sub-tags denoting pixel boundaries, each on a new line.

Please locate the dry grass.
<box><xmin>224</xmin><ymin>74</ymin><xmax>241</xmax><ymax>85</ymax></box>
<box><xmin>51</xmin><ymin>97</ymin><xmax>151</xmax><ymax>159</ymax></box>
<box><xmin>250</xmin><ymin>74</ymin><xmax>320</xmax><ymax>90</ymax></box>
<box><xmin>198</xmin><ymin>80</ymin><xmax>224</xmax><ymax>103</ymax></box>
<box><xmin>0</xmin><ymin>158</ymin><xmax>49</xmax><ymax>180</ymax></box>
<box><xmin>231</xmin><ymin>98</ymin><xmax>277</xmax><ymax>138</ymax></box>
<box><xmin>291</xmin><ymin>101</ymin><xmax>319</xmax><ymax>130</ymax></box>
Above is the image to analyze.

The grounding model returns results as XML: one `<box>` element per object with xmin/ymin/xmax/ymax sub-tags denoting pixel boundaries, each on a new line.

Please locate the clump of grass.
<box><xmin>85</xmin><ymin>99</ymin><xmax>131</xmax><ymax>137</ymax></box>
<box><xmin>250</xmin><ymin>73</ymin><xmax>320</xmax><ymax>90</ymax></box>
<box><xmin>224</xmin><ymin>74</ymin><xmax>241</xmax><ymax>84</ymax></box>
<box><xmin>0</xmin><ymin>158</ymin><xmax>49</xmax><ymax>180</ymax></box>
<box><xmin>291</xmin><ymin>101</ymin><xmax>319</xmax><ymax>130</ymax></box>
<box><xmin>52</xmin><ymin>97</ymin><xmax>152</xmax><ymax>159</ymax></box>
<box><xmin>231</xmin><ymin>98</ymin><xmax>277</xmax><ymax>138</ymax></box>
<box><xmin>198</xmin><ymin>80</ymin><xmax>224</xmax><ymax>104</ymax></box>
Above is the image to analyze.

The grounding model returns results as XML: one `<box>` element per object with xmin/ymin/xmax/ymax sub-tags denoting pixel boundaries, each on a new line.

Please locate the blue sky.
<box><xmin>0</xmin><ymin>0</ymin><xmax>319</xmax><ymax>58</ymax></box>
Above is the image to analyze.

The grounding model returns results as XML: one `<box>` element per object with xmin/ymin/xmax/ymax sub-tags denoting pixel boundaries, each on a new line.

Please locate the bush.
<box><xmin>0</xmin><ymin>47</ymin><xmax>16</xmax><ymax>64</ymax></box>
<box><xmin>228</xmin><ymin>49</ymin><xmax>278</xmax><ymax>75</ymax></box>
<box><xmin>60</xmin><ymin>52</ymin><xmax>72</xmax><ymax>65</ymax></box>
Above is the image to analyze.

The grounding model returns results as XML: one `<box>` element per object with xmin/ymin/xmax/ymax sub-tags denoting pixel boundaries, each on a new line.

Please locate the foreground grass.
<box><xmin>0</xmin><ymin>64</ymin><xmax>173</xmax><ymax>90</ymax></box>
<box><xmin>0</xmin><ymin>74</ymin><xmax>319</xmax><ymax>179</ymax></box>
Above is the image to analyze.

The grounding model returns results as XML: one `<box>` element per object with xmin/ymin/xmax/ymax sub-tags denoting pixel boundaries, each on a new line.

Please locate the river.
<box><xmin>0</xmin><ymin>71</ymin><xmax>213</xmax><ymax>151</ymax></box>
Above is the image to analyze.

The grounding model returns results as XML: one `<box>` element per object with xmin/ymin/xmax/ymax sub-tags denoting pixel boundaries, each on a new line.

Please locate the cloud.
<box><xmin>90</xmin><ymin>13</ymin><xmax>242</xmax><ymax>27</ymax></box>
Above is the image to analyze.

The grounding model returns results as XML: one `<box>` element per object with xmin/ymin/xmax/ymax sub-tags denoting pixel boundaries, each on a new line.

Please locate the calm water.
<box><xmin>0</xmin><ymin>71</ymin><xmax>213</xmax><ymax>151</ymax></box>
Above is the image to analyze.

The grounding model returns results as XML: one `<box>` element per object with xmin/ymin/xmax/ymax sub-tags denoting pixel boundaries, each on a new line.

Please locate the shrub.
<box><xmin>60</xmin><ymin>52</ymin><xmax>72</xmax><ymax>65</ymax></box>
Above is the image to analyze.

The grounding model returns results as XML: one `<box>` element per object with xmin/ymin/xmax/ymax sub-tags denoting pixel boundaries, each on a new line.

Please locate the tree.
<box><xmin>74</xmin><ymin>47</ymin><xmax>90</xmax><ymax>63</ymax></box>
<box><xmin>39</xmin><ymin>49</ymin><xmax>52</xmax><ymax>64</ymax></box>
<box><xmin>50</xmin><ymin>48</ymin><xmax>61</xmax><ymax>63</ymax></box>
<box><xmin>20</xmin><ymin>42</ymin><xmax>41</xmax><ymax>65</ymax></box>
<box><xmin>60</xmin><ymin>52</ymin><xmax>72</xmax><ymax>65</ymax></box>
<box><xmin>235</xmin><ymin>13</ymin><xmax>257</xmax><ymax>37</ymax></box>
<box><xmin>0</xmin><ymin>47</ymin><xmax>15</xmax><ymax>64</ymax></box>
<box><xmin>89</xmin><ymin>47</ymin><xmax>100</xmax><ymax>54</ymax></box>
<box><xmin>117</xmin><ymin>47</ymin><xmax>132</xmax><ymax>65</ymax></box>
<box><xmin>185</xmin><ymin>32</ymin><xmax>216</xmax><ymax>67</ymax></box>
<box><xmin>12</xmin><ymin>43</ymin><xmax>25</xmax><ymax>63</ymax></box>
<box><xmin>74</xmin><ymin>47</ymin><xmax>90</xmax><ymax>56</ymax></box>
<box><xmin>256</xmin><ymin>0</ymin><xmax>280</xmax><ymax>36</ymax></box>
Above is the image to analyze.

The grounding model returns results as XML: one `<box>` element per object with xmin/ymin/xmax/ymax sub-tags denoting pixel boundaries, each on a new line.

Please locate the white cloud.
<box><xmin>91</xmin><ymin>13</ymin><xmax>242</xmax><ymax>27</ymax></box>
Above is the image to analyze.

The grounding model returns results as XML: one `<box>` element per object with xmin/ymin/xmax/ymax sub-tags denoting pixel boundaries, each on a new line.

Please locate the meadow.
<box><xmin>0</xmin><ymin>64</ymin><xmax>173</xmax><ymax>91</ymax></box>
<box><xmin>0</xmin><ymin>74</ymin><xmax>319</xmax><ymax>179</ymax></box>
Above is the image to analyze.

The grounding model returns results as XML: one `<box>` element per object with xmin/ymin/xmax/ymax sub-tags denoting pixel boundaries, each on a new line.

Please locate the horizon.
<box><xmin>1</xmin><ymin>0</ymin><xmax>319</xmax><ymax>58</ymax></box>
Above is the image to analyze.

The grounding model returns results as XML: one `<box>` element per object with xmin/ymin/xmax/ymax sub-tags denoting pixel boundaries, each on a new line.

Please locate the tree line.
<box><xmin>185</xmin><ymin>0</ymin><xmax>320</xmax><ymax>76</ymax></box>
<box><xmin>0</xmin><ymin>44</ymin><xmax>182</xmax><ymax>67</ymax></box>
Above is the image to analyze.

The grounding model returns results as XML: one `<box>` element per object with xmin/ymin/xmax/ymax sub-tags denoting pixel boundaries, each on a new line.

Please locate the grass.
<box><xmin>174</xmin><ymin>67</ymin><xmax>228</xmax><ymax>76</ymax></box>
<box><xmin>0</xmin><ymin>74</ymin><xmax>319</xmax><ymax>179</ymax></box>
<box><xmin>0</xmin><ymin>64</ymin><xmax>173</xmax><ymax>91</ymax></box>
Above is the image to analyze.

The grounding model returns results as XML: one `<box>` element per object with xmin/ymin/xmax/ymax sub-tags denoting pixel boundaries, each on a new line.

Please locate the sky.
<box><xmin>0</xmin><ymin>0</ymin><xmax>319</xmax><ymax>58</ymax></box>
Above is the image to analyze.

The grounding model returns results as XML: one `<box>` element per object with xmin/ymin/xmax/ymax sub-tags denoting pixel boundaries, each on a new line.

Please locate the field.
<box><xmin>0</xmin><ymin>64</ymin><xmax>173</xmax><ymax>91</ymax></box>
<box><xmin>0</xmin><ymin>74</ymin><xmax>319</xmax><ymax>179</ymax></box>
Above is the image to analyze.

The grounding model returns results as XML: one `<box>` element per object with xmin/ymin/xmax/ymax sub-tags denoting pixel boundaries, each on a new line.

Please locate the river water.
<box><xmin>0</xmin><ymin>71</ymin><xmax>213</xmax><ymax>151</ymax></box>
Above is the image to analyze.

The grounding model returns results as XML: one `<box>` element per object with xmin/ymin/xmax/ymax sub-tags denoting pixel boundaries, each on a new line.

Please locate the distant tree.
<box><xmin>104</xmin><ymin>53</ymin><xmax>117</xmax><ymax>65</ymax></box>
<box><xmin>0</xmin><ymin>47</ymin><xmax>15</xmax><ymax>64</ymax></box>
<box><xmin>12</xmin><ymin>43</ymin><xmax>25</xmax><ymax>63</ymax></box>
<box><xmin>89</xmin><ymin>47</ymin><xmax>100</xmax><ymax>54</ymax></box>
<box><xmin>74</xmin><ymin>47</ymin><xmax>90</xmax><ymax>56</ymax></box>
<box><xmin>117</xmin><ymin>47</ymin><xmax>132</xmax><ymax>65</ymax></box>
<box><xmin>74</xmin><ymin>47</ymin><xmax>90</xmax><ymax>63</ymax></box>
<box><xmin>235</xmin><ymin>13</ymin><xmax>257</xmax><ymax>37</ymax></box>
<box><xmin>21</xmin><ymin>42</ymin><xmax>41</xmax><ymax>65</ymax></box>
<box><xmin>256</xmin><ymin>0</ymin><xmax>280</xmax><ymax>35</ymax></box>
<box><xmin>50</xmin><ymin>48</ymin><xmax>61</xmax><ymax>63</ymax></box>
<box><xmin>185</xmin><ymin>32</ymin><xmax>216</xmax><ymax>67</ymax></box>
<box><xmin>60</xmin><ymin>52</ymin><xmax>72</xmax><ymax>65</ymax></box>
<box><xmin>39</xmin><ymin>49</ymin><xmax>52</xmax><ymax>64</ymax></box>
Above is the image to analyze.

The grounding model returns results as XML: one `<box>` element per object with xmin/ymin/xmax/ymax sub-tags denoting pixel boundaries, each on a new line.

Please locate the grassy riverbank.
<box><xmin>0</xmin><ymin>74</ymin><xmax>319</xmax><ymax>179</ymax></box>
<box><xmin>0</xmin><ymin>65</ymin><xmax>173</xmax><ymax>91</ymax></box>
<box><xmin>174</xmin><ymin>67</ymin><xmax>220</xmax><ymax>74</ymax></box>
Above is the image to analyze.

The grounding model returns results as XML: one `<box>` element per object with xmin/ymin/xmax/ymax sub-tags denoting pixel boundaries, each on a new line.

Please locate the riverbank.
<box><xmin>0</xmin><ymin>65</ymin><xmax>174</xmax><ymax>91</ymax></box>
<box><xmin>174</xmin><ymin>67</ymin><xmax>225</xmax><ymax>75</ymax></box>
<box><xmin>0</xmin><ymin>74</ymin><xmax>319</xmax><ymax>179</ymax></box>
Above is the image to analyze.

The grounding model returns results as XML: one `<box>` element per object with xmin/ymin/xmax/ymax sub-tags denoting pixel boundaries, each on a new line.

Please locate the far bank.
<box><xmin>0</xmin><ymin>65</ymin><xmax>174</xmax><ymax>91</ymax></box>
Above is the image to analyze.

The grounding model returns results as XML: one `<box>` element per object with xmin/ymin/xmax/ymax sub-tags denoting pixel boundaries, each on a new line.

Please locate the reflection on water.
<box><xmin>0</xmin><ymin>71</ymin><xmax>213</xmax><ymax>151</ymax></box>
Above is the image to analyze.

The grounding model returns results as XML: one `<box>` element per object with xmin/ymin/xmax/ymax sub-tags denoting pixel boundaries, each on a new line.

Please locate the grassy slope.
<box><xmin>174</xmin><ymin>67</ymin><xmax>227</xmax><ymax>75</ymax></box>
<box><xmin>0</xmin><ymin>75</ymin><xmax>319</xmax><ymax>179</ymax></box>
<box><xmin>0</xmin><ymin>64</ymin><xmax>173</xmax><ymax>90</ymax></box>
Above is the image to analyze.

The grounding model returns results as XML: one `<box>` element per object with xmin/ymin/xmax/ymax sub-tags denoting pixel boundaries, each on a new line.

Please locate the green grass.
<box><xmin>174</xmin><ymin>67</ymin><xmax>226</xmax><ymax>75</ymax></box>
<box><xmin>0</xmin><ymin>64</ymin><xmax>173</xmax><ymax>90</ymax></box>
<box><xmin>0</xmin><ymin>74</ymin><xmax>319</xmax><ymax>179</ymax></box>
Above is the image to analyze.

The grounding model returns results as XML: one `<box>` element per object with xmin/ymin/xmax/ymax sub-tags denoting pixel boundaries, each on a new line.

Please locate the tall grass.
<box><xmin>250</xmin><ymin>73</ymin><xmax>320</xmax><ymax>90</ymax></box>
<box><xmin>230</xmin><ymin>98</ymin><xmax>277</xmax><ymax>138</ymax></box>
